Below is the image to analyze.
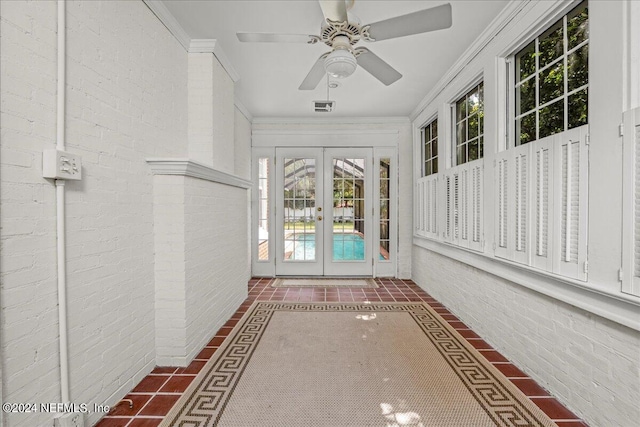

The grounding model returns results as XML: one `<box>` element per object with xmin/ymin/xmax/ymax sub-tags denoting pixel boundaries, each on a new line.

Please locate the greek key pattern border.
<box><xmin>164</xmin><ymin>302</ymin><xmax>553</xmax><ymax>427</ymax></box>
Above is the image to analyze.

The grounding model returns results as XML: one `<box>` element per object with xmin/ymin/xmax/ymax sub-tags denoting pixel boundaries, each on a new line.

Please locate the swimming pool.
<box><xmin>289</xmin><ymin>233</ymin><xmax>383</xmax><ymax>261</ymax></box>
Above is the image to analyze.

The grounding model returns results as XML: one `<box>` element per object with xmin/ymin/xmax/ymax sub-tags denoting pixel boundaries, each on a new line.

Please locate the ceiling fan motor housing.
<box><xmin>320</xmin><ymin>11</ymin><xmax>362</xmax><ymax>47</ymax></box>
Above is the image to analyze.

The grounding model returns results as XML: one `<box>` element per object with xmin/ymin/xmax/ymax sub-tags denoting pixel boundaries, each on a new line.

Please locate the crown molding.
<box><xmin>188</xmin><ymin>39</ymin><xmax>218</xmax><ymax>53</ymax></box>
<box><xmin>409</xmin><ymin>0</ymin><xmax>534</xmax><ymax>121</ymax></box>
<box><xmin>251</xmin><ymin>116</ymin><xmax>410</xmax><ymax>125</ymax></box>
<box><xmin>146</xmin><ymin>158</ymin><xmax>252</xmax><ymax>189</ymax></box>
<box><xmin>189</xmin><ymin>39</ymin><xmax>240</xmax><ymax>82</ymax></box>
<box><xmin>234</xmin><ymin>98</ymin><xmax>253</xmax><ymax>122</ymax></box>
<box><xmin>143</xmin><ymin>0</ymin><xmax>190</xmax><ymax>50</ymax></box>
<box><xmin>143</xmin><ymin>1</ymin><xmax>240</xmax><ymax>83</ymax></box>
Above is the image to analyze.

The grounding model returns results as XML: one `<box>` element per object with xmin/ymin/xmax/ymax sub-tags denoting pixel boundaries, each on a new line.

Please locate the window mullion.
<box><xmin>563</xmin><ymin>14</ymin><xmax>569</xmax><ymax>132</ymax></box>
<box><xmin>535</xmin><ymin>37</ymin><xmax>540</xmax><ymax>142</ymax></box>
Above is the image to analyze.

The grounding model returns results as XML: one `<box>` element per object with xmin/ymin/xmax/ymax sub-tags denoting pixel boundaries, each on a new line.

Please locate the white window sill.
<box><xmin>413</xmin><ymin>235</ymin><xmax>640</xmax><ymax>331</ymax></box>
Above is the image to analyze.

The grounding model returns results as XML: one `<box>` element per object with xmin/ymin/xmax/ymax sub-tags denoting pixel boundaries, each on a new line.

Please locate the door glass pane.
<box><xmin>332</xmin><ymin>158</ymin><xmax>365</xmax><ymax>261</ymax></box>
<box><xmin>283</xmin><ymin>158</ymin><xmax>316</xmax><ymax>261</ymax></box>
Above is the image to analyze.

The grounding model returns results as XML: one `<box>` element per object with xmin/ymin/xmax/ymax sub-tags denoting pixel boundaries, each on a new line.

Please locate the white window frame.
<box><xmin>374</xmin><ymin>148</ymin><xmax>397</xmax><ymax>277</ymax></box>
<box><xmin>415</xmin><ymin>114</ymin><xmax>440</xmax><ymax>239</ymax></box>
<box><xmin>495</xmin><ymin>0</ymin><xmax>589</xmax><ymax>281</ymax></box>
<box><xmin>421</xmin><ymin>117</ymin><xmax>439</xmax><ymax>177</ymax></box>
<box><xmin>251</xmin><ymin>148</ymin><xmax>276</xmax><ymax>277</ymax></box>
<box><xmin>509</xmin><ymin>0</ymin><xmax>589</xmax><ymax>148</ymax></box>
<box><xmin>451</xmin><ymin>79</ymin><xmax>485</xmax><ymax>167</ymax></box>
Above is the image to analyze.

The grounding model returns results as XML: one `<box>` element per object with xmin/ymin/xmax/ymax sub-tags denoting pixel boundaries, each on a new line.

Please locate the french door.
<box><xmin>275</xmin><ymin>147</ymin><xmax>373</xmax><ymax>276</ymax></box>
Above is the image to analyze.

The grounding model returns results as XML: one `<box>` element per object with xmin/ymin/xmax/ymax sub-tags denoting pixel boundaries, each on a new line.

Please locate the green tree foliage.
<box><xmin>514</xmin><ymin>2</ymin><xmax>588</xmax><ymax>145</ymax></box>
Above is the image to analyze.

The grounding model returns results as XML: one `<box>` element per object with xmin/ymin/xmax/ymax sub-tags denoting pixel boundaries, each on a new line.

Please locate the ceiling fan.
<box><xmin>236</xmin><ymin>0</ymin><xmax>452</xmax><ymax>90</ymax></box>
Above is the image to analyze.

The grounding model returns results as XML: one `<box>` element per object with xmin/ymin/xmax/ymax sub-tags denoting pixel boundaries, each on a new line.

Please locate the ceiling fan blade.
<box><xmin>299</xmin><ymin>54</ymin><xmax>329</xmax><ymax>90</ymax></box>
<box><xmin>318</xmin><ymin>0</ymin><xmax>348</xmax><ymax>23</ymax></box>
<box><xmin>365</xmin><ymin>3</ymin><xmax>452</xmax><ymax>41</ymax></box>
<box><xmin>355</xmin><ymin>48</ymin><xmax>402</xmax><ymax>86</ymax></box>
<box><xmin>237</xmin><ymin>33</ymin><xmax>320</xmax><ymax>43</ymax></box>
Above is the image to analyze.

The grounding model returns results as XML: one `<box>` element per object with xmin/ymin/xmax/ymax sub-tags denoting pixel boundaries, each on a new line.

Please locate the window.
<box><xmin>421</xmin><ymin>119</ymin><xmax>438</xmax><ymax>176</ymax></box>
<box><xmin>514</xmin><ymin>1</ymin><xmax>588</xmax><ymax>145</ymax></box>
<box><xmin>257</xmin><ymin>157</ymin><xmax>270</xmax><ymax>260</ymax></box>
<box><xmin>379</xmin><ymin>158</ymin><xmax>391</xmax><ymax>260</ymax></box>
<box><xmin>493</xmin><ymin>1</ymin><xmax>589</xmax><ymax>280</ymax></box>
<box><xmin>455</xmin><ymin>82</ymin><xmax>484</xmax><ymax>165</ymax></box>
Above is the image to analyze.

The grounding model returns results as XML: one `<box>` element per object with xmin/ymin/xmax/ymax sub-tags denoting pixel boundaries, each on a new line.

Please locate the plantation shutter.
<box><xmin>553</xmin><ymin>126</ymin><xmax>588</xmax><ymax>280</ymax></box>
<box><xmin>460</xmin><ymin>169</ymin><xmax>468</xmax><ymax>242</ymax></box>
<box><xmin>494</xmin><ymin>144</ymin><xmax>530</xmax><ymax>264</ymax></box>
<box><xmin>431</xmin><ymin>179</ymin><xmax>438</xmax><ymax>235</ymax></box>
<box><xmin>416</xmin><ymin>176</ymin><xmax>438</xmax><ymax>238</ymax></box>
<box><xmin>634</xmin><ymin>123</ymin><xmax>640</xmax><ymax>281</ymax></box>
<box><xmin>453</xmin><ymin>173</ymin><xmax>460</xmax><ymax>240</ymax></box>
<box><xmin>531</xmin><ymin>139</ymin><xmax>554</xmax><ymax>271</ymax></box>
<box><xmin>445</xmin><ymin>175</ymin><xmax>452</xmax><ymax>240</ymax></box>
<box><xmin>495</xmin><ymin>154</ymin><xmax>510</xmax><ymax>259</ymax></box>
<box><xmin>622</xmin><ymin>107</ymin><xmax>640</xmax><ymax>296</ymax></box>
<box><xmin>414</xmin><ymin>183</ymin><xmax>420</xmax><ymax>234</ymax></box>
<box><xmin>512</xmin><ymin>147</ymin><xmax>530</xmax><ymax>264</ymax></box>
<box><xmin>439</xmin><ymin>164</ymin><xmax>483</xmax><ymax>249</ymax></box>
<box><xmin>468</xmin><ymin>164</ymin><xmax>484</xmax><ymax>251</ymax></box>
<box><xmin>419</xmin><ymin>180</ymin><xmax>426</xmax><ymax>234</ymax></box>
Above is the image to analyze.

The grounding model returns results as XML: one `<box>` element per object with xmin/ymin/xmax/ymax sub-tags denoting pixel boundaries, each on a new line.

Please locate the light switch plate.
<box><xmin>43</xmin><ymin>149</ymin><xmax>82</xmax><ymax>180</ymax></box>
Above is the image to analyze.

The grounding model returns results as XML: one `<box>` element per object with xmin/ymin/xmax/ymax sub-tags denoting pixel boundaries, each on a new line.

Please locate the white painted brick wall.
<box><xmin>412</xmin><ymin>246</ymin><xmax>640</xmax><ymax>427</ymax></box>
<box><xmin>153</xmin><ymin>175</ymin><xmax>249</xmax><ymax>367</ymax></box>
<box><xmin>1</xmin><ymin>1</ymin><xmax>188</xmax><ymax>426</ymax></box>
<box><xmin>234</xmin><ymin>108</ymin><xmax>251</xmax><ymax>180</ymax></box>
<box><xmin>188</xmin><ymin>54</ymin><xmax>216</xmax><ymax>167</ymax></box>
<box><xmin>153</xmin><ymin>175</ymin><xmax>188</xmax><ymax>366</ymax></box>
<box><xmin>211</xmin><ymin>58</ymin><xmax>235</xmax><ymax>174</ymax></box>
<box><xmin>396</xmin><ymin>123</ymin><xmax>413</xmax><ymax>279</ymax></box>
<box><xmin>184</xmin><ymin>178</ymin><xmax>249</xmax><ymax>361</ymax></box>
<box><xmin>188</xmin><ymin>53</ymin><xmax>235</xmax><ymax>174</ymax></box>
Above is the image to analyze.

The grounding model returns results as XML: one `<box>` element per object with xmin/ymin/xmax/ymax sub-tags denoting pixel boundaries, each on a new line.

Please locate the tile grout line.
<box><xmin>105</xmin><ymin>278</ymin><xmax>585</xmax><ymax>427</ymax></box>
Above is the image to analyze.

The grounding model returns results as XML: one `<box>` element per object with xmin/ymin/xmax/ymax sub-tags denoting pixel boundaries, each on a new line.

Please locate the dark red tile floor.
<box><xmin>95</xmin><ymin>278</ymin><xmax>588</xmax><ymax>426</ymax></box>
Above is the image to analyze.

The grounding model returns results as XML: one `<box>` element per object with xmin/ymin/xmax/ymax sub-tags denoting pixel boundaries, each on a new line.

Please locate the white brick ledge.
<box><xmin>413</xmin><ymin>236</ymin><xmax>640</xmax><ymax>332</ymax></box>
<box><xmin>146</xmin><ymin>158</ymin><xmax>251</xmax><ymax>189</ymax></box>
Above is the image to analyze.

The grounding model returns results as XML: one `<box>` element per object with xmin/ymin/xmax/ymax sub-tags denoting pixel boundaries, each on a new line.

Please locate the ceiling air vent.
<box><xmin>314</xmin><ymin>100</ymin><xmax>335</xmax><ymax>113</ymax></box>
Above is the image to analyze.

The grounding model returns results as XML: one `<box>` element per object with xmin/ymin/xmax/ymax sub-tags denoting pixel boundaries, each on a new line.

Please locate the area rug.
<box><xmin>270</xmin><ymin>278</ymin><xmax>378</xmax><ymax>288</ymax></box>
<box><xmin>160</xmin><ymin>302</ymin><xmax>557</xmax><ymax>427</ymax></box>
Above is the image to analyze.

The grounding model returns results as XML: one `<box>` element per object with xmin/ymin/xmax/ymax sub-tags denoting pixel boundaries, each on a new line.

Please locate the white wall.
<box><xmin>234</xmin><ymin>108</ymin><xmax>252</xmax><ymax>180</ymax></box>
<box><xmin>184</xmin><ymin>178</ymin><xmax>249</xmax><ymax>361</ymax></box>
<box><xmin>1</xmin><ymin>1</ymin><xmax>250</xmax><ymax>426</ymax></box>
<box><xmin>410</xmin><ymin>1</ymin><xmax>640</xmax><ymax>426</ymax></box>
<box><xmin>412</xmin><ymin>247</ymin><xmax>640</xmax><ymax>427</ymax></box>
<box><xmin>187</xmin><ymin>54</ymin><xmax>235</xmax><ymax>173</ymax></box>
<box><xmin>153</xmin><ymin>175</ymin><xmax>188</xmax><ymax>366</ymax></box>
<box><xmin>1</xmin><ymin>0</ymin><xmax>188</xmax><ymax>425</ymax></box>
<box><xmin>1</xmin><ymin>2</ymin><xmax>60</xmax><ymax>426</ymax></box>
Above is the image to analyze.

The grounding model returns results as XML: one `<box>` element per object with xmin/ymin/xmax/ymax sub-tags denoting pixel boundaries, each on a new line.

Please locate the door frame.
<box><xmin>251</xmin><ymin>129</ymin><xmax>398</xmax><ymax>278</ymax></box>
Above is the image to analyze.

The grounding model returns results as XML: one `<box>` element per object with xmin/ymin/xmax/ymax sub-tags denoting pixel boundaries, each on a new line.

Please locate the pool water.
<box><xmin>292</xmin><ymin>233</ymin><xmax>383</xmax><ymax>261</ymax></box>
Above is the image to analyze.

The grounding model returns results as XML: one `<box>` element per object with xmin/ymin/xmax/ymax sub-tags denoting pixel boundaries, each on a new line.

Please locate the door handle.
<box><xmin>317</xmin><ymin>216</ymin><xmax>323</xmax><ymax>221</ymax></box>
<box><xmin>317</xmin><ymin>207</ymin><xmax>322</xmax><ymax>212</ymax></box>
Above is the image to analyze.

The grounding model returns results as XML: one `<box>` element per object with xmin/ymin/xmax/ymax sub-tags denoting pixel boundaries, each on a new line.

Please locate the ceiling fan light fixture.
<box><xmin>324</xmin><ymin>49</ymin><xmax>357</xmax><ymax>79</ymax></box>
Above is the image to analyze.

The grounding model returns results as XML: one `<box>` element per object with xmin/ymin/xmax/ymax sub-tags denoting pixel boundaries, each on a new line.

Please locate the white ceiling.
<box><xmin>161</xmin><ymin>0</ymin><xmax>509</xmax><ymax>119</ymax></box>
